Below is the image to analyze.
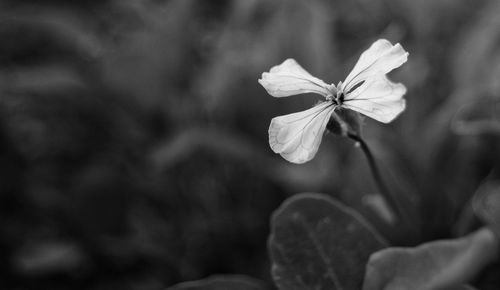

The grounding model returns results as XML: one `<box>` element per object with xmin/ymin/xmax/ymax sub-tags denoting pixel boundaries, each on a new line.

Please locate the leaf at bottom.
<box><xmin>363</xmin><ymin>227</ymin><xmax>498</xmax><ymax>290</ymax></box>
<box><xmin>166</xmin><ymin>275</ymin><xmax>269</xmax><ymax>290</ymax></box>
<box><xmin>269</xmin><ymin>193</ymin><xmax>388</xmax><ymax>290</ymax></box>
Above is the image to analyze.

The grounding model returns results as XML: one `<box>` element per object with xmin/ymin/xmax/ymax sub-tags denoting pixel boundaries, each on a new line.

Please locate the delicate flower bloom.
<box><xmin>259</xmin><ymin>39</ymin><xmax>409</xmax><ymax>163</ymax></box>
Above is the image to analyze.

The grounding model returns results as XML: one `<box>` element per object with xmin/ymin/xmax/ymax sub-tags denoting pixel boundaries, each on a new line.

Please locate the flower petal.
<box><xmin>341</xmin><ymin>39</ymin><xmax>408</xmax><ymax>94</ymax></box>
<box><xmin>269</xmin><ymin>102</ymin><xmax>335</xmax><ymax>163</ymax></box>
<box><xmin>342</xmin><ymin>75</ymin><xmax>406</xmax><ymax>123</ymax></box>
<box><xmin>259</xmin><ymin>59</ymin><xmax>333</xmax><ymax>98</ymax></box>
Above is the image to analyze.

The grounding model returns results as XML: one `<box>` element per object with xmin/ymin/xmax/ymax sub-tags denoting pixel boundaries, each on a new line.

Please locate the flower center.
<box><xmin>328</xmin><ymin>91</ymin><xmax>344</xmax><ymax>106</ymax></box>
<box><xmin>335</xmin><ymin>91</ymin><xmax>345</xmax><ymax>105</ymax></box>
<box><xmin>326</xmin><ymin>85</ymin><xmax>344</xmax><ymax>106</ymax></box>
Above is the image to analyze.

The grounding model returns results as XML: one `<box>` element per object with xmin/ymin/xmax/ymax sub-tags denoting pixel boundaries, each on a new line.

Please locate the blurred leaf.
<box><xmin>452</xmin><ymin>98</ymin><xmax>500</xmax><ymax>136</ymax></box>
<box><xmin>269</xmin><ymin>193</ymin><xmax>387</xmax><ymax>290</ymax></box>
<box><xmin>13</xmin><ymin>240</ymin><xmax>86</xmax><ymax>276</ymax></box>
<box><xmin>0</xmin><ymin>9</ymin><xmax>103</xmax><ymax>65</ymax></box>
<box><xmin>3</xmin><ymin>65</ymin><xmax>86</xmax><ymax>93</ymax></box>
<box><xmin>452</xmin><ymin>200</ymin><xmax>482</xmax><ymax>238</ymax></box>
<box><xmin>472</xmin><ymin>180</ymin><xmax>500</xmax><ymax>235</ymax></box>
<box><xmin>362</xmin><ymin>194</ymin><xmax>396</xmax><ymax>226</ymax></box>
<box><xmin>166</xmin><ymin>275</ymin><xmax>269</xmax><ymax>290</ymax></box>
<box><xmin>363</xmin><ymin>227</ymin><xmax>499</xmax><ymax>290</ymax></box>
<box><xmin>151</xmin><ymin>127</ymin><xmax>259</xmax><ymax>170</ymax></box>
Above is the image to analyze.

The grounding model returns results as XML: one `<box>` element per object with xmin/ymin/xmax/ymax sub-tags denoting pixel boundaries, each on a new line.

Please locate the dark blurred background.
<box><xmin>2</xmin><ymin>0</ymin><xmax>500</xmax><ymax>289</ymax></box>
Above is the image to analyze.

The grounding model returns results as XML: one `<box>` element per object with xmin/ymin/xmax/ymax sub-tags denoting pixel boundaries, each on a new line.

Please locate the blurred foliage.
<box><xmin>1</xmin><ymin>0</ymin><xmax>500</xmax><ymax>289</ymax></box>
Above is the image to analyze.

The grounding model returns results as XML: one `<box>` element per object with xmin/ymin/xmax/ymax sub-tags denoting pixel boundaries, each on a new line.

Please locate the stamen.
<box><xmin>338</xmin><ymin>93</ymin><xmax>344</xmax><ymax>103</ymax></box>
<box><xmin>334</xmin><ymin>92</ymin><xmax>344</xmax><ymax>106</ymax></box>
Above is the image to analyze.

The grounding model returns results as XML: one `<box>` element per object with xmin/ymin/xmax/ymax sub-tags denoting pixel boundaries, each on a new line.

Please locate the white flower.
<box><xmin>259</xmin><ymin>39</ymin><xmax>408</xmax><ymax>163</ymax></box>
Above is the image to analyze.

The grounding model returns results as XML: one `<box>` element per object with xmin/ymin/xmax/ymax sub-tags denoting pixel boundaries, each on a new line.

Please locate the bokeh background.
<box><xmin>2</xmin><ymin>0</ymin><xmax>500</xmax><ymax>289</ymax></box>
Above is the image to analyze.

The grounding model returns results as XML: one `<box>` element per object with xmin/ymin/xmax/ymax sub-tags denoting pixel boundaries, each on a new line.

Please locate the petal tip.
<box><xmin>380</xmin><ymin>99</ymin><xmax>406</xmax><ymax>123</ymax></box>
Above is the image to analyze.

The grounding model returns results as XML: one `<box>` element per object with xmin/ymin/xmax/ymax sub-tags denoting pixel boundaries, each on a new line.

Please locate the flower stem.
<box><xmin>347</xmin><ymin>132</ymin><xmax>405</xmax><ymax>223</ymax></box>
